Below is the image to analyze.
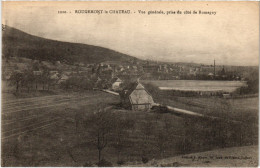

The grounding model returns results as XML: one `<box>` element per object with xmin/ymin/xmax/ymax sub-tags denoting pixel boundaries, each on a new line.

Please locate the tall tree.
<box><xmin>85</xmin><ymin>107</ymin><xmax>115</xmax><ymax>162</ymax></box>
<box><xmin>21</xmin><ymin>69</ymin><xmax>34</xmax><ymax>93</ymax></box>
<box><xmin>9</xmin><ymin>71</ymin><xmax>23</xmax><ymax>92</ymax></box>
<box><xmin>40</xmin><ymin>66</ymin><xmax>50</xmax><ymax>90</ymax></box>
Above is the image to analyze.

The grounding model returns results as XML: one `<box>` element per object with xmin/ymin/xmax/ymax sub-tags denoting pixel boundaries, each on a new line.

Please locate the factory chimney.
<box><xmin>214</xmin><ymin>59</ymin><xmax>216</xmax><ymax>78</ymax></box>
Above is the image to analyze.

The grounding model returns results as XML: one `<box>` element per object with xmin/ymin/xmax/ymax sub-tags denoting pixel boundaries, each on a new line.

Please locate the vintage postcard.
<box><xmin>1</xmin><ymin>1</ymin><xmax>259</xmax><ymax>167</ymax></box>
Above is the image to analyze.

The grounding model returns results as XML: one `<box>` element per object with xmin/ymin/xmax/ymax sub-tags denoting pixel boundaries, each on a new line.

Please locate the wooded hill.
<box><xmin>2</xmin><ymin>25</ymin><xmax>139</xmax><ymax>65</ymax></box>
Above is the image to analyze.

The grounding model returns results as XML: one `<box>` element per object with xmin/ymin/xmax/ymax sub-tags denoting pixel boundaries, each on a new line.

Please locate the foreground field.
<box><xmin>2</xmin><ymin>89</ymin><xmax>258</xmax><ymax>166</ymax></box>
<box><xmin>133</xmin><ymin>145</ymin><xmax>258</xmax><ymax>167</ymax></box>
<box><xmin>1</xmin><ymin>91</ymin><xmax>119</xmax><ymax>166</ymax></box>
<box><xmin>2</xmin><ymin>91</ymin><xmax>186</xmax><ymax>166</ymax></box>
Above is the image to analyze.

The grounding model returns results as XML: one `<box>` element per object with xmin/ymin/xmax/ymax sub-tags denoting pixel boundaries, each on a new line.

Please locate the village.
<box><xmin>2</xmin><ymin>56</ymin><xmax>246</xmax><ymax>94</ymax></box>
<box><xmin>2</xmin><ymin>55</ymin><xmax>256</xmax><ymax>113</ymax></box>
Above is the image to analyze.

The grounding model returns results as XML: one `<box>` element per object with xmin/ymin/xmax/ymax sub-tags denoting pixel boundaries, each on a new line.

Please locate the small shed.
<box><xmin>111</xmin><ymin>77</ymin><xmax>122</xmax><ymax>91</ymax></box>
<box><xmin>58</xmin><ymin>74</ymin><xmax>69</xmax><ymax>84</ymax></box>
<box><xmin>120</xmin><ymin>82</ymin><xmax>154</xmax><ymax>111</ymax></box>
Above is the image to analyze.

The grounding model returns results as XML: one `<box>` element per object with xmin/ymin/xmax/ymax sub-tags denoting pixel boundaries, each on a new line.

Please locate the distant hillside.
<box><xmin>2</xmin><ymin>25</ymin><xmax>139</xmax><ymax>65</ymax></box>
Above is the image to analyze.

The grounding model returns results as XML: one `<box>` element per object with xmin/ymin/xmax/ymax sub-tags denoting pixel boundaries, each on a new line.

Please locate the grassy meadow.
<box><xmin>2</xmin><ymin>84</ymin><xmax>258</xmax><ymax>166</ymax></box>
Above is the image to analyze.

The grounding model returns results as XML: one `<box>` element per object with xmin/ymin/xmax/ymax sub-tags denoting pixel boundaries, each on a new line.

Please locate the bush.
<box><xmin>97</xmin><ymin>159</ymin><xmax>113</xmax><ymax>167</ymax></box>
<box><xmin>83</xmin><ymin>161</ymin><xmax>92</xmax><ymax>167</ymax></box>
<box><xmin>240</xmin><ymin>78</ymin><xmax>259</xmax><ymax>94</ymax></box>
<box><xmin>141</xmin><ymin>156</ymin><xmax>149</xmax><ymax>164</ymax></box>
<box><xmin>117</xmin><ymin>160</ymin><xmax>125</xmax><ymax>165</ymax></box>
<box><xmin>61</xmin><ymin>76</ymin><xmax>95</xmax><ymax>91</ymax></box>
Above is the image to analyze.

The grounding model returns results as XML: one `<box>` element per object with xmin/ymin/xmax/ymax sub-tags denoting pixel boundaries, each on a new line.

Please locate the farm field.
<box><xmin>141</xmin><ymin>80</ymin><xmax>247</xmax><ymax>92</ymax></box>
<box><xmin>1</xmin><ymin>91</ymin><xmax>188</xmax><ymax>166</ymax></box>
<box><xmin>160</xmin><ymin>96</ymin><xmax>258</xmax><ymax>121</ymax></box>
<box><xmin>1</xmin><ymin>91</ymin><xmax>120</xmax><ymax>166</ymax></box>
<box><xmin>2</xmin><ymin>89</ymin><xmax>258</xmax><ymax>166</ymax></box>
<box><xmin>150</xmin><ymin>90</ymin><xmax>258</xmax><ymax>153</ymax></box>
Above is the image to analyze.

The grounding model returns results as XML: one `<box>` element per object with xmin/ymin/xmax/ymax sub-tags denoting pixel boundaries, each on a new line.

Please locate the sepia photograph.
<box><xmin>1</xmin><ymin>1</ymin><xmax>259</xmax><ymax>167</ymax></box>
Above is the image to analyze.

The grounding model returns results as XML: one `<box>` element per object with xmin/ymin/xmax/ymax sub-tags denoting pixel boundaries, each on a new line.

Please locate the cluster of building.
<box><xmin>3</xmin><ymin>57</ymin><xmax>243</xmax><ymax>86</ymax></box>
<box><xmin>3</xmin><ymin>57</ymin><xmax>246</xmax><ymax>112</ymax></box>
<box><xmin>141</xmin><ymin>60</ymin><xmax>242</xmax><ymax>80</ymax></box>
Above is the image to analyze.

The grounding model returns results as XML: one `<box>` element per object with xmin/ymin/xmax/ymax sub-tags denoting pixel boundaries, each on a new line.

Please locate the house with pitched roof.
<box><xmin>120</xmin><ymin>82</ymin><xmax>154</xmax><ymax>111</ymax></box>
<box><xmin>111</xmin><ymin>77</ymin><xmax>123</xmax><ymax>91</ymax></box>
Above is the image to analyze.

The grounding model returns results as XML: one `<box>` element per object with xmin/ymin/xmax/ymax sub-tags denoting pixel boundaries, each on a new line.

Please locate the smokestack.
<box><xmin>214</xmin><ymin>59</ymin><xmax>216</xmax><ymax>78</ymax></box>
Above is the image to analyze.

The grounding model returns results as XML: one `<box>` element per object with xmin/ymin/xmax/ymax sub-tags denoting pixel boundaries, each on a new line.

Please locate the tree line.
<box><xmin>8</xmin><ymin>65</ymin><xmax>58</xmax><ymax>93</ymax></box>
<box><xmin>7</xmin><ymin>63</ymin><xmax>116</xmax><ymax>93</ymax></box>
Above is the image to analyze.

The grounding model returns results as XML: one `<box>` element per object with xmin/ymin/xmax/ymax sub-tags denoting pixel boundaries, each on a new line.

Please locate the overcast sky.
<box><xmin>2</xmin><ymin>2</ymin><xmax>259</xmax><ymax>66</ymax></box>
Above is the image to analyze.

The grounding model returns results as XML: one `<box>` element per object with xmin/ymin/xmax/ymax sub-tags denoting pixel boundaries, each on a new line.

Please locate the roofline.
<box><xmin>128</xmin><ymin>82</ymin><xmax>154</xmax><ymax>104</ymax></box>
